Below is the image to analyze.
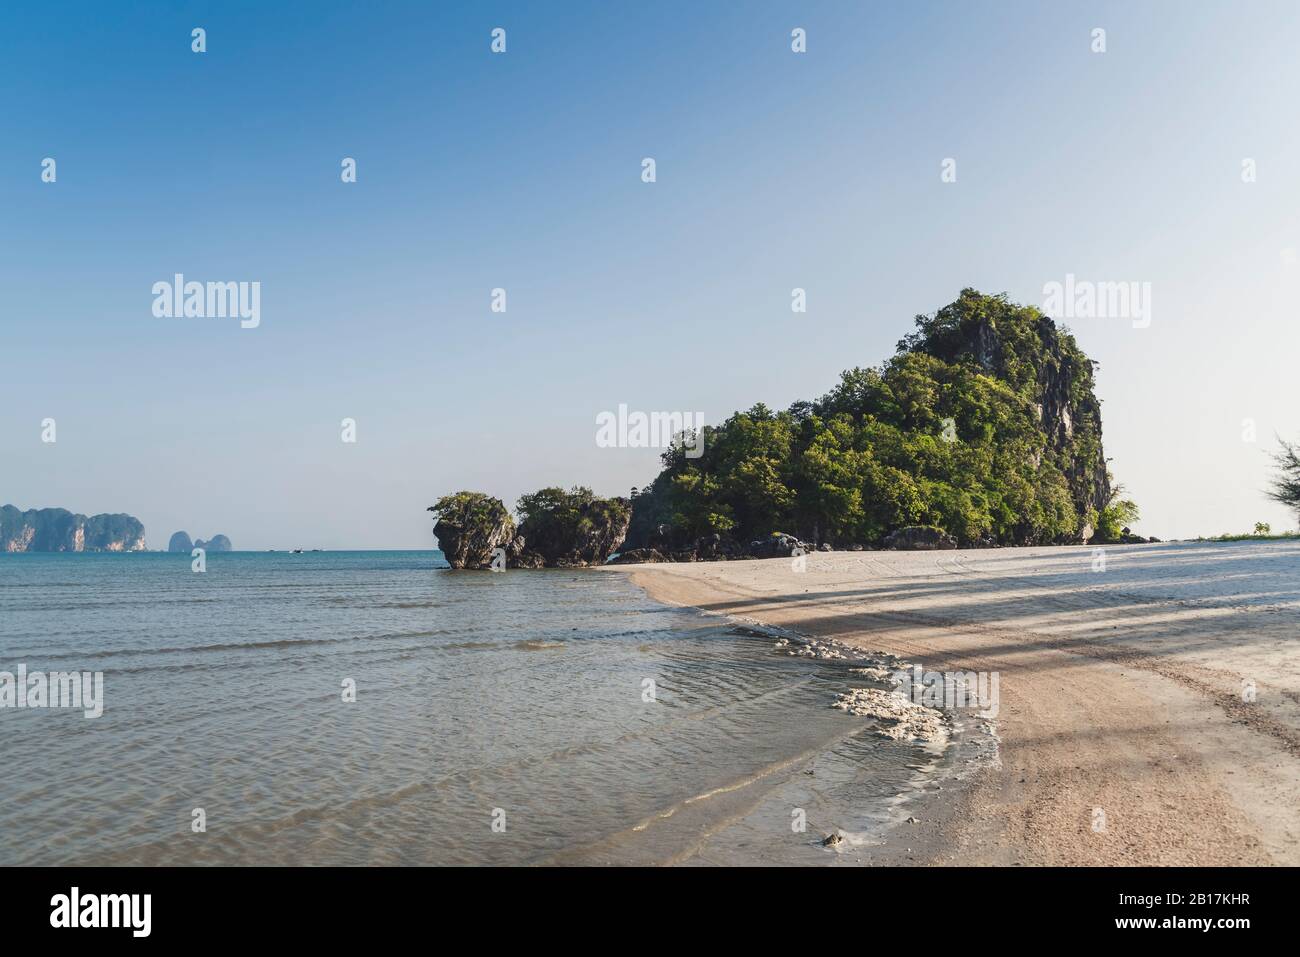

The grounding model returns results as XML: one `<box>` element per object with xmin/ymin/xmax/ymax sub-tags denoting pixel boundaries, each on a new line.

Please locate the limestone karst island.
<box><xmin>430</xmin><ymin>291</ymin><xmax>1148</xmax><ymax>568</ymax></box>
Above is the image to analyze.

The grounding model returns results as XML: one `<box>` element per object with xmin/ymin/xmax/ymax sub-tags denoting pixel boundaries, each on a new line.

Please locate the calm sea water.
<box><xmin>0</xmin><ymin>551</ymin><xmax>949</xmax><ymax>865</ymax></box>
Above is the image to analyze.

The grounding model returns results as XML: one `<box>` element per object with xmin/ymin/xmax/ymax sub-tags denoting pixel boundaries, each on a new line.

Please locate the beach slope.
<box><xmin>609</xmin><ymin>541</ymin><xmax>1300</xmax><ymax>865</ymax></box>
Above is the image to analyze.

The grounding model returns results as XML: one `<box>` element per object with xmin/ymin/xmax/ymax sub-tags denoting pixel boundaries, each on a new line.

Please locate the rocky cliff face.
<box><xmin>901</xmin><ymin>294</ymin><xmax>1111</xmax><ymax>523</ymax></box>
<box><xmin>515</xmin><ymin>494</ymin><xmax>631</xmax><ymax>567</ymax></box>
<box><xmin>428</xmin><ymin>492</ymin><xmax>516</xmax><ymax>569</ymax></box>
<box><xmin>1</xmin><ymin>505</ymin><xmax>146</xmax><ymax>552</ymax></box>
<box><xmin>195</xmin><ymin>535</ymin><xmax>232</xmax><ymax>552</ymax></box>
<box><xmin>168</xmin><ymin>531</ymin><xmax>194</xmax><ymax>553</ymax></box>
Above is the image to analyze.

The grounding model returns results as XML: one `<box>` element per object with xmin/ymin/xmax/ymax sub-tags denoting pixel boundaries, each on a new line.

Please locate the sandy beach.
<box><xmin>610</xmin><ymin>541</ymin><xmax>1300</xmax><ymax>865</ymax></box>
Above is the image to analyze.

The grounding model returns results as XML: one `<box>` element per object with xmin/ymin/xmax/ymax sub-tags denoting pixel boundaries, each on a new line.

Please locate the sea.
<box><xmin>0</xmin><ymin>551</ymin><xmax>960</xmax><ymax>865</ymax></box>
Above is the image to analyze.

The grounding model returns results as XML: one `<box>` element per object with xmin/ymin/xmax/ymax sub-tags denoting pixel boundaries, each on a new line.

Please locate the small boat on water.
<box><xmin>290</xmin><ymin>548</ymin><xmax>303</xmax><ymax>554</ymax></box>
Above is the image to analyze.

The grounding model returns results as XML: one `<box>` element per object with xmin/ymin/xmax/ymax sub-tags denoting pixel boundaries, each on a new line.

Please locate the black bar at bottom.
<box><xmin>1</xmin><ymin>865</ymin><xmax>1286</xmax><ymax>942</ymax></box>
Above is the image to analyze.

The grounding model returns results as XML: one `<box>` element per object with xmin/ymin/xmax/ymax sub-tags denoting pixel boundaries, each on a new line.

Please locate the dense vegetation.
<box><xmin>625</xmin><ymin>289</ymin><xmax>1136</xmax><ymax>549</ymax></box>
<box><xmin>427</xmin><ymin>491</ymin><xmax>514</xmax><ymax>536</ymax></box>
<box><xmin>516</xmin><ymin>487</ymin><xmax>631</xmax><ymax>551</ymax></box>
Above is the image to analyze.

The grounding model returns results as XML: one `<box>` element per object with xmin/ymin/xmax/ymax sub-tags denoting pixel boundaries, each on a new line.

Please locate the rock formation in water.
<box><xmin>170</xmin><ymin>531</ymin><xmax>232</xmax><ymax>552</ymax></box>
<box><xmin>428</xmin><ymin>488</ymin><xmax>630</xmax><ymax>569</ymax></box>
<box><xmin>512</xmin><ymin>487</ymin><xmax>631</xmax><ymax>567</ymax></box>
<box><xmin>1</xmin><ymin>505</ymin><xmax>146</xmax><ymax>552</ymax></box>
<box><xmin>427</xmin><ymin>492</ymin><xmax>516</xmax><ymax>569</ymax></box>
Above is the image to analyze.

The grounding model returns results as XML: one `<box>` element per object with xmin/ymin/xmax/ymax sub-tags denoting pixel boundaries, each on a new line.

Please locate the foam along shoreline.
<box><xmin>767</xmin><ymin>634</ymin><xmax>951</xmax><ymax>744</ymax></box>
<box><xmin>533</xmin><ymin>617</ymin><xmax>985</xmax><ymax>866</ymax></box>
<box><xmin>606</xmin><ymin>541</ymin><xmax>1300</xmax><ymax>865</ymax></box>
<box><xmin>665</xmin><ymin>615</ymin><xmax>967</xmax><ymax>752</ymax></box>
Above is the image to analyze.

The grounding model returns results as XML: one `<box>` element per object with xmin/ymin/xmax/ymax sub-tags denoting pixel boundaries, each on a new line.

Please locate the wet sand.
<box><xmin>607</xmin><ymin>541</ymin><xmax>1300</xmax><ymax>865</ymax></box>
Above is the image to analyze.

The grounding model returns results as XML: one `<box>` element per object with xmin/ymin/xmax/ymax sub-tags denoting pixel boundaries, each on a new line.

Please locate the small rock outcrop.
<box><xmin>175</xmin><ymin>532</ymin><xmax>233</xmax><ymax>552</ymax></box>
<box><xmin>427</xmin><ymin>492</ymin><xmax>516</xmax><ymax>569</ymax></box>
<box><xmin>514</xmin><ymin>487</ymin><xmax>631</xmax><ymax>567</ymax></box>
<box><xmin>690</xmin><ymin>533</ymin><xmax>748</xmax><ymax>561</ymax></box>
<box><xmin>748</xmin><ymin>532</ymin><xmax>808</xmax><ymax>559</ymax></box>
<box><xmin>882</xmin><ymin>525</ymin><xmax>957</xmax><ymax>550</ymax></box>
<box><xmin>609</xmin><ymin>548</ymin><xmax>669</xmax><ymax>564</ymax></box>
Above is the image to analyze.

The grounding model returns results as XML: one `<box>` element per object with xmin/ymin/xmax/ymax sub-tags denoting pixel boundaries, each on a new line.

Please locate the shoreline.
<box><xmin>617</xmin><ymin>574</ymin><xmax>1002</xmax><ymax>866</ymax></box>
<box><xmin>605</xmin><ymin>540</ymin><xmax>1300</xmax><ymax>865</ymax></box>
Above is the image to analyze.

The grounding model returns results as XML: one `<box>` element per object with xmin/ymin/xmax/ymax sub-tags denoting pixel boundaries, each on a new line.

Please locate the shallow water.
<box><xmin>0</xmin><ymin>551</ymin><xmax>949</xmax><ymax>865</ymax></box>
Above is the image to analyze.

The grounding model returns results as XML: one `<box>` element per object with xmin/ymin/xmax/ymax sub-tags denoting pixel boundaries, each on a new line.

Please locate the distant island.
<box><xmin>430</xmin><ymin>290</ymin><xmax>1150</xmax><ymax>568</ymax></box>
<box><xmin>1</xmin><ymin>505</ymin><xmax>146</xmax><ymax>552</ymax></box>
<box><xmin>168</xmin><ymin>531</ymin><xmax>233</xmax><ymax>553</ymax></box>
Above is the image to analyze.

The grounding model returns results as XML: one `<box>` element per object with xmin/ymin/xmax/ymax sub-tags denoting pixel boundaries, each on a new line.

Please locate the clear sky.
<box><xmin>3</xmin><ymin>1</ymin><xmax>1298</xmax><ymax>548</ymax></box>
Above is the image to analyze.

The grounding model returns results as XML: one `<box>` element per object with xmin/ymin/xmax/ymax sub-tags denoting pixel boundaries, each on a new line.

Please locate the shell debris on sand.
<box><xmin>774</xmin><ymin>636</ymin><xmax>847</xmax><ymax>659</ymax></box>
<box><xmin>774</xmin><ymin>635</ymin><xmax>904</xmax><ymax>666</ymax></box>
<box><xmin>832</xmin><ymin>688</ymin><xmax>947</xmax><ymax>743</ymax></box>
<box><xmin>848</xmin><ymin>665</ymin><xmax>897</xmax><ymax>682</ymax></box>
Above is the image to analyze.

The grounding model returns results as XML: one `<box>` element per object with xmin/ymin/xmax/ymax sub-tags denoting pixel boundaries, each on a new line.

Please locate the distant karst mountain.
<box><xmin>1</xmin><ymin>505</ymin><xmax>146</xmax><ymax>552</ymax></box>
<box><xmin>169</xmin><ymin>531</ymin><xmax>233</xmax><ymax>552</ymax></box>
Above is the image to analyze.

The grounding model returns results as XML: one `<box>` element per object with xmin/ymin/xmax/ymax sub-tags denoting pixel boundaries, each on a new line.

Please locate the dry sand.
<box><xmin>608</xmin><ymin>540</ymin><xmax>1300</xmax><ymax>865</ymax></box>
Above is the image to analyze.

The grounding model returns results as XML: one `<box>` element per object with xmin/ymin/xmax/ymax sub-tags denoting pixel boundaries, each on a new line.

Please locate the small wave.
<box><xmin>21</xmin><ymin>629</ymin><xmax>453</xmax><ymax>661</ymax></box>
<box><xmin>2</xmin><ymin>597</ymin><xmax>221</xmax><ymax>611</ymax></box>
<box><xmin>317</xmin><ymin>597</ymin><xmax>444</xmax><ymax>608</ymax></box>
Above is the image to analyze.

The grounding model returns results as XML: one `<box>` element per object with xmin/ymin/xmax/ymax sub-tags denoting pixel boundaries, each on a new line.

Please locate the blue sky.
<box><xmin>2</xmin><ymin>1</ymin><xmax>1298</xmax><ymax>547</ymax></box>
